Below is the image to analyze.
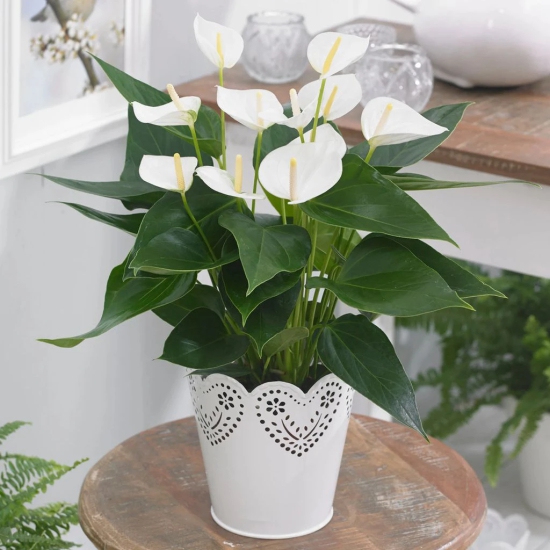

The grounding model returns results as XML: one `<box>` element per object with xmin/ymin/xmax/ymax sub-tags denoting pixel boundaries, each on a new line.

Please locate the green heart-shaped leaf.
<box><xmin>154</xmin><ymin>285</ymin><xmax>225</xmax><ymax>326</ymax></box>
<box><xmin>263</xmin><ymin>327</ymin><xmax>309</xmax><ymax>358</ymax></box>
<box><xmin>219</xmin><ymin>275</ymin><xmax>301</xmax><ymax>355</ymax></box>
<box><xmin>160</xmin><ymin>308</ymin><xmax>250</xmax><ymax>369</ymax></box>
<box><xmin>56</xmin><ymin>202</ymin><xmax>144</xmax><ymax>235</ymax></box>
<box><xmin>130</xmin><ymin>228</ymin><xmax>238</xmax><ymax>275</ymax></box>
<box><xmin>41</xmin><ymin>174</ymin><xmax>163</xmax><ymax>208</ymax></box>
<box><xmin>318</xmin><ymin>314</ymin><xmax>426</xmax><ymax>437</ymax></box>
<box><xmin>241</xmin><ymin>284</ymin><xmax>301</xmax><ymax>355</ymax></box>
<box><xmin>388</xmin><ymin>173</ymin><xmax>532</xmax><ymax>191</ymax></box>
<box><xmin>300</xmin><ymin>155</ymin><xmax>456</xmax><ymax>245</ymax></box>
<box><xmin>222</xmin><ymin>262</ymin><xmax>302</xmax><ymax>324</ymax></box>
<box><xmin>384</xmin><ymin>236</ymin><xmax>504</xmax><ymax>299</ymax></box>
<box><xmin>219</xmin><ymin>211</ymin><xmax>311</xmax><ymax>294</ymax></box>
<box><xmin>40</xmin><ymin>261</ymin><xmax>195</xmax><ymax>348</ymax></box>
<box><xmin>126</xmin><ymin>184</ymin><xmax>237</xmax><ymax>280</ymax></box>
<box><xmin>308</xmin><ymin>234</ymin><xmax>471</xmax><ymax>316</ymax></box>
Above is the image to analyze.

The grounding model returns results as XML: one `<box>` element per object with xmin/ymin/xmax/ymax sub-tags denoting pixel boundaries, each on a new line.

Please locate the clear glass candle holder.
<box><xmin>242</xmin><ymin>12</ymin><xmax>310</xmax><ymax>84</ymax></box>
<box><xmin>357</xmin><ymin>43</ymin><xmax>434</xmax><ymax>112</ymax></box>
<box><xmin>337</xmin><ymin>23</ymin><xmax>397</xmax><ymax>74</ymax></box>
<box><xmin>337</xmin><ymin>23</ymin><xmax>397</xmax><ymax>48</ymax></box>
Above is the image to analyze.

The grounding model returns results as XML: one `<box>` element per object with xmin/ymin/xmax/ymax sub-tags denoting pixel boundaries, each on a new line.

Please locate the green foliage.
<box><xmin>0</xmin><ymin>422</ymin><xmax>86</xmax><ymax>550</ymax></box>
<box><xmin>39</xmin><ymin>58</ymin><xmax>512</xmax><ymax>437</ymax></box>
<box><xmin>318</xmin><ymin>314</ymin><xmax>426</xmax><ymax>437</ymax></box>
<box><xmin>219</xmin><ymin>211</ymin><xmax>311</xmax><ymax>294</ymax></box>
<box><xmin>308</xmin><ymin>234</ymin><xmax>472</xmax><ymax>316</ymax></box>
<box><xmin>399</xmin><ymin>268</ymin><xmax>550</xmax><ymax>484</ymax></box>
<box><xmin>387</xmin><ymin>173</ymin><xmax>531</xmax><ymax>191</ymax></box>
<box><xmin>300</xmin><ymin>155</ymin><xmax>457</xmax><ymax>245</ymax></box>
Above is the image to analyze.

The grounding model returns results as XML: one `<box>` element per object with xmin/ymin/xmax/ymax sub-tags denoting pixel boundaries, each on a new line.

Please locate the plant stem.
<box><xmin>365</xmin><ymin>144</ymin><xmax>376</xmax><ymax>164</ymax></box>
<box><xmin>189</xmin><ymin>123</ymin><xmax>204</xmax><ymax>166</ymax></box>
<box><xmin>262</xmin><ymin>356</ymin><xmax>272</xmax><ymax>381</ymax></box>
<box><xmin>219</xmin><ymin>66</ymin><xmax>227</xmax><ymax>169</ymax></box>
<box><xmin>307</xmin><ymin>227</ymin><xmax>341</xmax><ymax>332</ymax></box>
<box><xmin>298</xmin><ymin>127</ymin><xmax>305</xmax><ymax>143</ymax></box>
<box><xmin>281</xmin><ymin>200</ymin><xmax>287</xmax><ymax>224</ymax></box>
<box><xmin>307</xmin><ymin>218</ymin><xmax>318</xmax><ymax>281</ymax></box>
<box><xmin>251</xmin><ymin>131</ymin><xmax>263</xmax><ymax>215</ymax></box>
<box><xmin>310</xmin><ymin>79</ymin><xmax>327</xmax><ymax>142</ymax></box>
<box><xmin>180</xmin><ymin>192</ymin><xmax>215</xmax><ymax>260</ymax></box>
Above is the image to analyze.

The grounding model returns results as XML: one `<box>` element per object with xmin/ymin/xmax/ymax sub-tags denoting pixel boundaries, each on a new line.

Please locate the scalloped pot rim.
<box><xmin>189</xmin><ymin>372</ymin><xmax>346</xmax><ymax>400</ymax></box>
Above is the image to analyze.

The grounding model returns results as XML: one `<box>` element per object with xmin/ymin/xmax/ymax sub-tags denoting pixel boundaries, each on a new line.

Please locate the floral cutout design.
<box><xmin>256</xmin><ymin>380</ymin><xmax>354</xmax><ymax>457</ymax></box>
<box><xmin>266</xmin><ymin>397</ymin><xmax>286</xmax><ymax>416</ymax></box>
<box><xmin>190</xmin><ymin>378</ymin><xmax>245</xmax><ymax>446</ymax></box>
<box><xmin>218</xmin><ymin>391</ymin><xmax>235</xmax><ymax>411</ymax></box>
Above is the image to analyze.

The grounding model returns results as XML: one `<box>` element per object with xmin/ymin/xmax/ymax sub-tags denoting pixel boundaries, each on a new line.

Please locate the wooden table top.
<box><xmin>177</xmin><ymin>18</ymin><xmax>550</xmax><ymax>186</ymax></box>
<box><xmin>79</xmin><ymin>415</ymin><xmax>486</xmax><ymax>549</ymax></box>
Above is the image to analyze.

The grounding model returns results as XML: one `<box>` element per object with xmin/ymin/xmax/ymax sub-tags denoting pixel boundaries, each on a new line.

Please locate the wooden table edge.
<box><xmin>79</xmin><ymin>414</ymin><xmax>487</xmax><ymax>550</ymax></box>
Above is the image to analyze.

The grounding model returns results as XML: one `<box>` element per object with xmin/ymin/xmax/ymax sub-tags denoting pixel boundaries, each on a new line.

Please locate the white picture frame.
<box><xmin>0</xmin><ymin>0</ymin><xmax>152</xmax><ymax>180</ymax></box>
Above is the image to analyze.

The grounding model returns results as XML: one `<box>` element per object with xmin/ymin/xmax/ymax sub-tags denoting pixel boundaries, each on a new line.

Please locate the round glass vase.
<box><xmin>337</xmin><ymin>23</ymin><xmax>397</xmax><ymax>74</ymax></box>
<box><xmin>358</xmin><ymin>43</ymin><xmax>434</xmax><ymax>112</ymax></box>
<box><xmin>242</xmin><ymin>12</ymin><xmax>310</xmax><ymax>84</ymax></box>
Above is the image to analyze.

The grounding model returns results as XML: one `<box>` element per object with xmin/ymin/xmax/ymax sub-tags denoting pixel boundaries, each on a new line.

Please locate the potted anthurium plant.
<box><xmin>40</xmin><ymin>14</ymin><xmax>516</xmax><ymax>539</ymax></box>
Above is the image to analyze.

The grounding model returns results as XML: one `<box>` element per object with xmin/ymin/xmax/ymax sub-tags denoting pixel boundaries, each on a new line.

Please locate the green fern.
<box><xmin>0</xmin><ymin>422</ymin><xmax>87</xmax><ymax>550</ymax></box>
<box><xmin>397</xmin><ymin>266</ymin><xmax>550</xmax><ymax>485</ymax></box>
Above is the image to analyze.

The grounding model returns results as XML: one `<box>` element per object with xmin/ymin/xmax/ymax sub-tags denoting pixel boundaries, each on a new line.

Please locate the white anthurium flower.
<box><xmin>217</xmin><ymin>86</ymin><xmax>285</xmax><ymax>132</ymax></box>
<box><xmin>292</xmin><ymin>123</ymin><xmax>347</xmax><ymax>159</ymax></box>
<box><xmin>261</xmin><ymin>88</ymin><xmax>316</xmax><ymax>130</ymax></box>
<box><xmin>193</xmin><ymin>14</ymin><xmax>244</xmax><ymax>69</ymax></box>
<box><xmin>298</xmin><ymin>74</ymin><xmax>362</xmax><ymax>121</ymax></box>
<box><xmin>259</xmin><ymin>141</ymin><xmax>343</xmax><ymax>205</ymax></box>
<box><xmin>307</xmin><ymin>32</ymin><xmax>370</xmax><ymax>78</ymax></box>
<box><xmin>196</xmin><ymin>155</ymin><xmax>264</xmax><ymax>200</ymax></box>
<box><xmin>361</xmin><ymin>97</ymin><xmax>447</xmax><ymax>148</ymax></box>
<box><xmin>139</xmin><ymin>154</ymin><xmax>198</xmax><ymax>192</ymax></box>
<box><xmin>132</xmin><ymin>84</ymin><xmax>201</xmax><ymax>127</ymax></box>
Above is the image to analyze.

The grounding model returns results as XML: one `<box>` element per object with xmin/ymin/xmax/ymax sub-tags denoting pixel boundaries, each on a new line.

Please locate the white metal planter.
<box><xmin>519</xmin><ymin>413</ymin><xmax>550</xmax><ymax>518</ymax></box>
<box><xmin>189</xmin><ymin>373</ymin><xmax>354</xmax><ymax>539</ymax></box>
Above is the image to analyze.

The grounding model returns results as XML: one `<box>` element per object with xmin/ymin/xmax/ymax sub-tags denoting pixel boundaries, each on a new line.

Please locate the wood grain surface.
<box><xmin>79</xmin><ymin>415</ymin><xmax>486</xmax><ymax>549</ymax></box>
<box><xmin>177</xmin><ymin>18</ymin><xmax>550</xmax><ymax>186</ymax></box>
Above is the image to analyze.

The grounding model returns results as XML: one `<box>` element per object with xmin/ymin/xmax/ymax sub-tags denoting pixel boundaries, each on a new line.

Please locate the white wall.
<box><xmin>0</xmin><ymin>0</ymin><xmax>411</xmax><ymax>523</ymax></box>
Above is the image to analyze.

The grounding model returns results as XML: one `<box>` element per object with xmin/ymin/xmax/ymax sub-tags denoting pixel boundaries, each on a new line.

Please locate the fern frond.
<box><xmin>413</xmin><ymin>368</ymin><xmax>445</xmax><ymax>389</ymax></box>
<box><xmin>4</xmin><ymin>458</ymin><xmax>86</xmax><ymax>514</ymax></box>
<box><xmin>485</xmin><ymin>391</ymin><xmax>550</xmax><ymax>485</ymax></box>
<box><xmin>0</xmin><ymin>422</ymin><xmax>29</xmax><ymax>445</ymax></box>
<box><xmin>17</xmin><ymin>502</ymin><xmax>79</xmax><ymax>539</ymax></box>
<box><xmin>485</xmin><ymin>439</ymin><xmax>504</xmax><ymax>488</ymax></box>
<box><xmin>0</xmin><ymin>454</ymin><xmax>71</xmax><ymax>495</ymax></box>
<box><xmin>0</xmin><ymin>422</ymin><xmax>86</xmax><ymax>550</ymax></box>
<box><xmin>510</xmin><ymin>410</ymin><xmax>543</xmax><ymax>461</ymax></box>
<box><xmin>0</xmin><ymin>530</ymin><xmax>78</xmax><ymax>550</ymax></box>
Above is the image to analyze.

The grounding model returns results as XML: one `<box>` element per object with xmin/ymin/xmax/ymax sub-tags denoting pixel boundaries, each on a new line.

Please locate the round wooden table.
<box><xmin>80</xmin><ymin>415</ymin><xmax>486</xmax><ymax>549</ymax></box>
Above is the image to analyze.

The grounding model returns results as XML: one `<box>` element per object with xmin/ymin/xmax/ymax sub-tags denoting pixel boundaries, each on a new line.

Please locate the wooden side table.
<box><xmin>79</xmin><ymin>415</ymin><xmax>486</xmax><ymax>549</ymax></box>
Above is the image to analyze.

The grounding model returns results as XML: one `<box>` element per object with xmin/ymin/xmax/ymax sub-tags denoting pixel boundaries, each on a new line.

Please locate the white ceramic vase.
<box><xmin>518</xmin><ymin>413</ymin><xmax>550</xmax><ymax>518</ymax></box>
<box><xmin>189</xmin><ymin>373</ymin><xmax>354</xmax><ymax>539</ymax></box>
<box><xmin>389</xmin><ymin>0</ymin><xmax>550</xmax><ymax>88</ymax></box>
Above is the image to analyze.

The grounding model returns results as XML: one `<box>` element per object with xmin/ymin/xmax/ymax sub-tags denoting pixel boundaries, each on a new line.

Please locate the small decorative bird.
<box><xmin>31</xmin><ymin>0</ymin><xmax>96</xmax><ymax>23</ymax></box>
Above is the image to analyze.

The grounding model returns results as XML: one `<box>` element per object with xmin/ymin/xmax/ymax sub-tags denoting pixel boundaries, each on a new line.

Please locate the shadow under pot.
<box><xmin>242</xmin><ymin>11</ymin><xmax>310</xmax><ymax>84</ymax></box>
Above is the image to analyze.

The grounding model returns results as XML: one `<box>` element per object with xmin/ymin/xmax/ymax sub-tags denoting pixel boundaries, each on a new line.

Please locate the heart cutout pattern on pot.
<box><xmin>189</xmin><ymin>377</ymin><xmax>246</xmax><ymax>446</ymax></box>
<box><xmin>255</xmin><ymin>378</ymin><xmax>354</xmax><ymax>457</ymax></box>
